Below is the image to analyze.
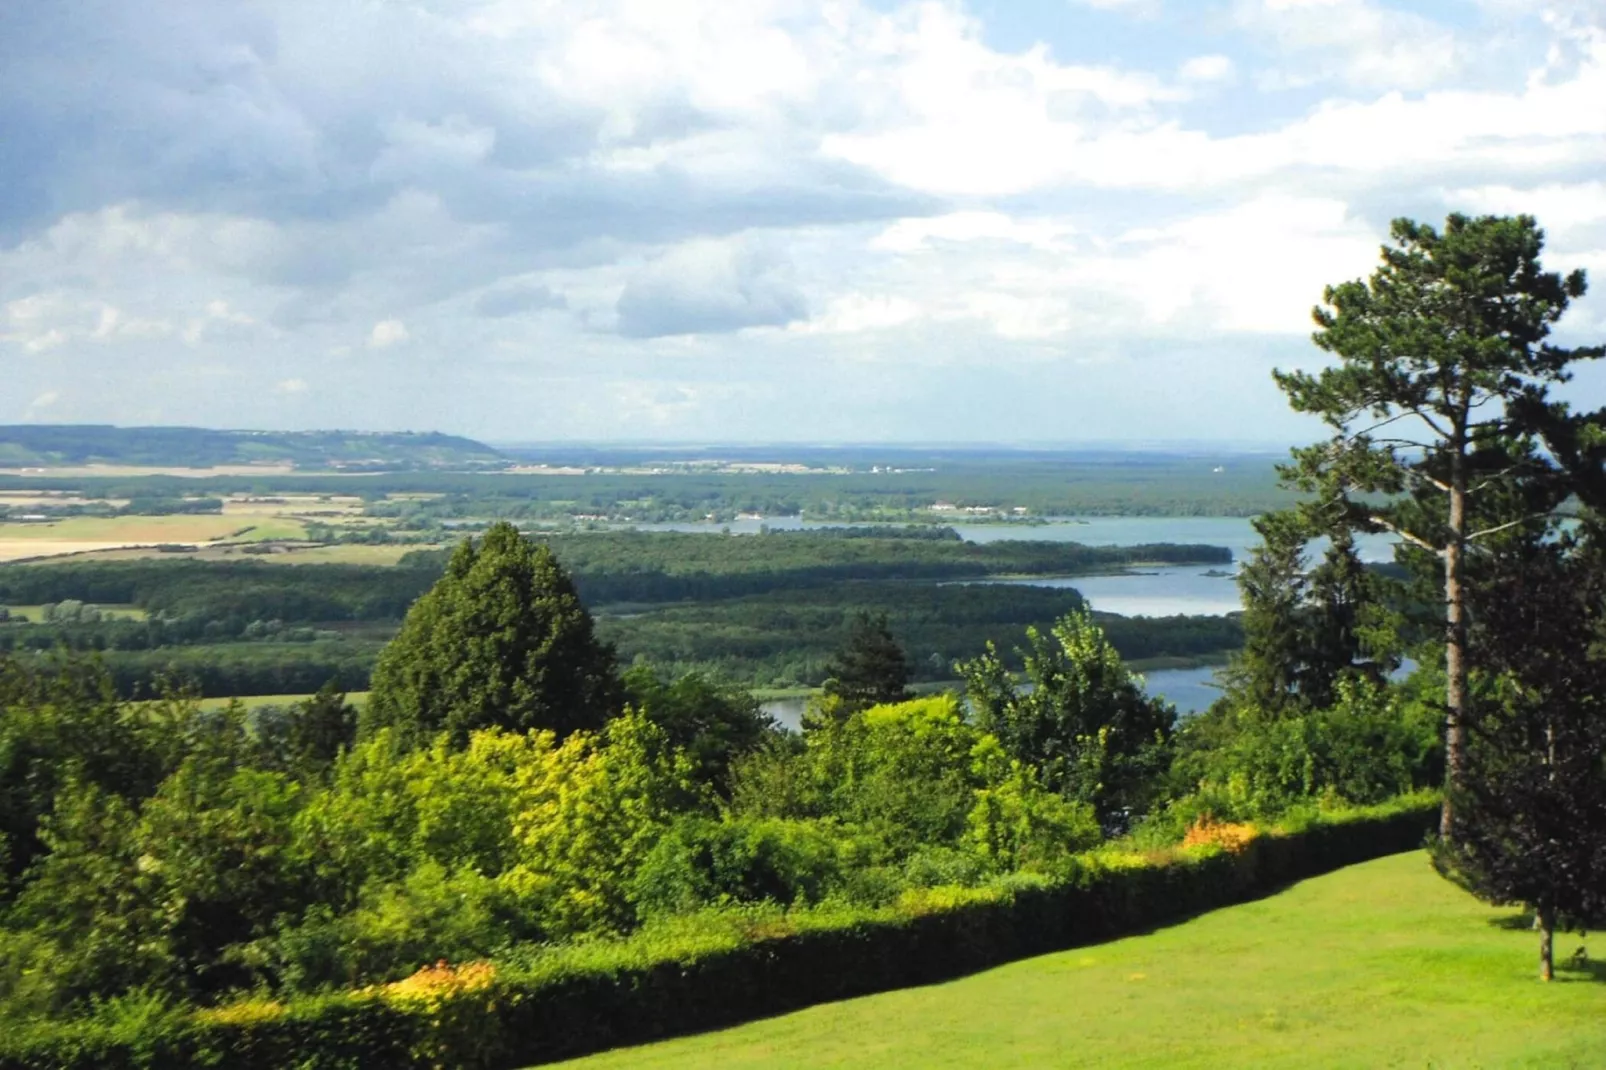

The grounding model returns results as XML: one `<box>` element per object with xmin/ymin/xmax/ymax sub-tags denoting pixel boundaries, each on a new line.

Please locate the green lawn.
<box><xmin>552</xmin><ymin>852</ymin><xmax>1606</xmax><ymax>1070</ymax></box>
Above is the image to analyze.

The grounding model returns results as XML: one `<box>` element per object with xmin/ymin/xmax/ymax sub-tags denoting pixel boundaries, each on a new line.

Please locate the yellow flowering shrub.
<box><xmin>1181</xmin><ymin>816</ymin><xmax>1258</xmax><ymax>854</ymax></box>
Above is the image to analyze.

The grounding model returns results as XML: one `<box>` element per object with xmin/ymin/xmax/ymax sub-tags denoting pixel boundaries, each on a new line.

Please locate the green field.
<box><xmin>194</xmin><ymin>691</ymin><xmax>370</xmax><ymax>711</ymax></box>
<box><xmin>553</xmin><ymin>852</ymin><xmax>1605</xmax><ymax>1070</ymax></box>
<box><xmin>2</xmin><ymin>603</ymin><xmax>148</xmax><ymax>622</ymax></box>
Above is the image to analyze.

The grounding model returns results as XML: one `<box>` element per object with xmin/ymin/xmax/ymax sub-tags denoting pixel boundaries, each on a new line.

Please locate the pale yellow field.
<box><xmin>221</xmin><ymin>495</ymin><xmax>366</xmax><ymax>517</ymax></box>
<box><xmin>249</xmin><ymin>543</ymin><xmax>437</xmax><ymax>565</ymax></box>
<box><xmin>2</xmin><ymin>603</ymin><xmax>148</xmax><ymax>622</ymax></box>
<box><xmin>0</xmin><ymin>493</ymin><xmax>132</xmax><ymax>508</ymax></box>
<box><xmin>196</xmin><ymin>691</ymin><xmax>371</xmax><ymax>711</ymax></box>
<box><xmin>0</xmin><ymin>515</ymin><xmax>309</xmax><ymax>562</ymax></box>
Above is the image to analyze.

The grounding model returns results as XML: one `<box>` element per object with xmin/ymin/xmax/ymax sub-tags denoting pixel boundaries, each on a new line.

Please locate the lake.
<box><xmin>614</xmin><ymin>514</ymin><xmax>1396</xmax><ymax>563</ymax></box>
<box><xmin>628</xmin><ymin>514</ymin><xmax>1377</xmax><ymax>717</ymax></box>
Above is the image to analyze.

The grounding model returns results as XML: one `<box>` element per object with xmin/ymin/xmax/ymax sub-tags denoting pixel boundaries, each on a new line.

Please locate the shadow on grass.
<box><xmin>1488</xmin><ymin>910</ymin><xmax>1535</xmax><ymax>931</ymax></box>
<box><xmin>1556</xmin><ymin>955</ymin><xmax>1606</xmax><ymax>983</ymax></box>
<box><xmin>1485</xmin><ymin>914</ymin><xmax>1605</xmax><ymax>983</ymax></box>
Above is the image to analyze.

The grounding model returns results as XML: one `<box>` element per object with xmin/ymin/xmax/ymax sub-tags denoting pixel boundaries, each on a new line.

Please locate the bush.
<box><xmin>1166</xmin><ymin>677</ymin><xmax>1441</xmax><ymax>827</ymax></box>
<box><xmin>630</xmin><ymin>816</ymin><xmax>852</xmax><ymax>918</ymax></box>
<box><xmin>0</xmin><ymin>794</ymin><xmax>1437</xmax><ymax>1070</ymax></box>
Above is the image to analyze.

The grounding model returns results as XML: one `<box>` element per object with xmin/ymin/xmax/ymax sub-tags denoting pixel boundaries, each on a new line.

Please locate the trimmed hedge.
<box><xmin>0</xmin><ymin>795</ymin><xmax>1437</xmax><ymax>1070</ymax></box>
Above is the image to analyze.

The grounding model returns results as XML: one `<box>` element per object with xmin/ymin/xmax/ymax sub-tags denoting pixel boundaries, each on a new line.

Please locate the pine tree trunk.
<box><xmin>1539</xmin><ymin>903</ymin><xmax>1555</xmax><ymax>982</ymax></box>
<box><xmin>1441</xmin><ymin>447</ymin><xmax>1468</xmax><ymax>842</ymax></box>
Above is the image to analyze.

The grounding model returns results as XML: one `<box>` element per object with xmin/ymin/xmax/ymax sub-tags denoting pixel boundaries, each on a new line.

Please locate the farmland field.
<box><xmin>0</xmin><ymin>515</ymin><xmax>309</xmax><ymax>561</ymax></box>
<box><xmin>552</xmin><ymin>852</ymin><xmax>1606</xmax><ymax>1070</ymax></box>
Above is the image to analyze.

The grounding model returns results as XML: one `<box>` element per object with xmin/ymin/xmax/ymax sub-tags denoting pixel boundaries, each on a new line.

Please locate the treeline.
<box><xmin>412</xmin><ymin>530</ymin><xmax>1231</xmax><ymax>604</ymax></box>
<box><xmin>0</xmin><ymin>449</ymin><xmax>1297</xmax><ymax>518</ymax></box>
<box><xmin>1</xmin><ymin>598</ymin><xmax>1239</xmax><ymax>700</ymax></box>
<box><xmin>0</xmin><ymin>425</ymin><xmax>502</xmax><ymax>469</ymax></box>
<box><xmin>0</xmin><ymin>560</ymin><xmax>437</xmax><ymax>623</ymax></box>
<box><xmin>0</xmin><ymin>531</ymin><xmax>1228</xmax><ymax>619</ymax></box>
<box><xmin>597</xmin><ymin>584</ymin><xmax>1242</xmax><ymax>688</ymax></box>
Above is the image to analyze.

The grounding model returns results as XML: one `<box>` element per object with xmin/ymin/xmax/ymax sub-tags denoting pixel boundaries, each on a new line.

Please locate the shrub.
<box><xmin>0</xmin><ymin>794</ymin><xmax>1438</xmax><ymax>1070</ymax></box>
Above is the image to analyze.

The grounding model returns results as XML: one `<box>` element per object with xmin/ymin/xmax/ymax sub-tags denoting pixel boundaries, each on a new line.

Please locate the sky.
<box><xmin>2</xmin><ymin>0</ymin><xmax>1604</xmax><ymax>445</ymax></box>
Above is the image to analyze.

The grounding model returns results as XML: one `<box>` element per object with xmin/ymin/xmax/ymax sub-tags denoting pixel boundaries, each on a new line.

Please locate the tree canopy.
<box><xmin>363</xmin><ymin>522</ymin><xmax>622</xmax><ymax>746</ymax></box>
<box><xmin>820</xmin><ymin>610</ymin><xmax>913</xmax><ymax>714</ymax></box>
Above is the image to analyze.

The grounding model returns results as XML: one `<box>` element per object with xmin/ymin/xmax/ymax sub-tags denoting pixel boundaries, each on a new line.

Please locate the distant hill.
<box><xmin>0</xmin><ymin>426</ymin><xmax>505</xmax><ymax>471</ymax></box>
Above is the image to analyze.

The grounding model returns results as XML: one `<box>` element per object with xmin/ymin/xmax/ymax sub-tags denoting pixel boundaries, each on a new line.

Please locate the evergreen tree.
<box><xmin>1438</xmin><ymin>527</ymin><xmax>1606</xmax><ymax>981</ymax></box>
<box><xmin>1221</xmin><ymin>511</ymin><xmax>1308</xmax><ymax>718</ymax></box>
<box><xmin>820</xmin><ymin>611</ymin><xmax>912</xmax><ymax>714</ymax></box>
<box><xmin>1222</xmin><ymin>512</ymin><xmax>1396</xmax><ymax>718</ymax></box>
<box><xmin>363</xmin><ymin>522</ymin><xmax>621</xmax><ymax>746</ymax></box>
<box><xmin>1273</xmin><ymin>214</ymin><xmax>1600</xmax><ymax>837</ymax></box>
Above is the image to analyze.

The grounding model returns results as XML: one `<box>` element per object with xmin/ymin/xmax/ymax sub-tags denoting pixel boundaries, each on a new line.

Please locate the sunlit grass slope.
<box><xmin>553</xmin><ymin>852</ymin><xmax>1606</xmax><ymax>1070</ymax></box>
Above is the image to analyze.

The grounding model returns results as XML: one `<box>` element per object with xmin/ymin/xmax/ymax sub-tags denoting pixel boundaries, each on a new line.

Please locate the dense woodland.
<box><xmin>0</xmin><ymin>532</ymin><xmax>1238</xmax><ymax>694</ymax></box>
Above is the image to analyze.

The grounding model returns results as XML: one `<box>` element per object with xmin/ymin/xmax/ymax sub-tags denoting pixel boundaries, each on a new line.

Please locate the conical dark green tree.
<box><xmin>821</xmin><ymin>611</ymin><xmax>912</xmax><ymax>714</ymax></box>
<box><xmin>1437</xmin><ymin>526</ymin><xmax>1606</xmax><ymax>981</ymax></box>
<box><xmin>363</xmin><ymin>522</ymin><xmax>621</xmax><ymax>746</ymax></box>
<box><xmin>1220</xmin><ymin>510</ymin><xmax>1308</xmax><ymax>718</ymax></box>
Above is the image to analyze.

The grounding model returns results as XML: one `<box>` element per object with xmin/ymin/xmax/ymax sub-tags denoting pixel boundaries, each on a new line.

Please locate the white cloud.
<box><xmin>1178</xmin><ymin>55</ymin><xmax>1235</xmax><ymax>83</ymax></box>
<box><xmin>0</xmin><ymin>1</ymin><xmax>1600</xmax><ymax>442</ymax></box>
<box><xmin>24</xmin><ymin>390</ymin><xmax>61</xmax><ymax>419</ymax></box>
<box><xmin>1442</xmin><ymin>182</ymin><xmax>1606</xmax><ymax>233</ymax></box>
<box><xmin>368</xmin><ymin>319</ymin><xmax>410</xmax><ymax>348</ymax></box>
<box><xmin>795</xmin><ymin>294</ymin><xmax>923</xmax><ymax>334</ymax></box>
<box><xmin>274</xmin><ymin>378</ymin><xmax>309</xmax><ymax>394</ymax></box>
<box><xmin>872</xmin><ymin>212</ymin><xmax>1076</xmax><ymax>252</ymax></box>
<box><xmin>1234</xmin><ymin>0</ymin><xmax>1464</xmax><ymax>91</ymax></box>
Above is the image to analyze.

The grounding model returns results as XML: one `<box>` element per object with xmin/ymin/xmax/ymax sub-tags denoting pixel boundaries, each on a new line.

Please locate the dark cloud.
<box><xmin>0</xmin><ymin>1</ymin><xmax>934</xmax><ymax>261</ymax></box>
<box><xmin>615</xmin><ymin>243</ymin><xmax>808</xmax><ymax>338</ymax></box>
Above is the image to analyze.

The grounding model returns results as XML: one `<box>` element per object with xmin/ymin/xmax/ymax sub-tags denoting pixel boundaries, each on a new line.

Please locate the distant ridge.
<box><xmin>0</xmin><ymin>425</ymin><xmax>505</xmax><ymax>471</ymax></box>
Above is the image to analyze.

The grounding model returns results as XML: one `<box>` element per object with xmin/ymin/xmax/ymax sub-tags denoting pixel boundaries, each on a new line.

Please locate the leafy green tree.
<box><xmin>621</xmin><ymin>665</ymin><xmax>774</xmax><ymax>794</ymax></box>
<box><xmin>959</xmin><ymin>609</ymin><xmax>1174</xmax><ymax>825</ymax></box>
<box><xmin>363</xmin><ymin>523</ymin><xmax>622</xmax><ymax>746</ymax></box>
<box><xmin>0</xmin><ymin>656</ymin><xmax>167</xmax><ymax>888</ymax></box>
<box><xmin>820</xmin><ymin>611</ymin><xmax>912</xmax><ymax>715</ymax></box>
<box><xmin>1274</xmin><ymin>213</ymin><xmax>1601</xmax><ymax>837</ymax></box>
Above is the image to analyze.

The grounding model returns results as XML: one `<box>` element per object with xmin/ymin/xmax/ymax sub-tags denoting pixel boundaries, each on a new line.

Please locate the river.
<box><xmin>760</xmin><ymin>664</ymin><xmax>1223</xmax><ymax>729</ymax></box>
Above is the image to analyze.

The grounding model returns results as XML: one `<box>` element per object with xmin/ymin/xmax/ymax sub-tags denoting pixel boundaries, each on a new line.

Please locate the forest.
<box><xmin>0</xmin><ymin>530</ymin><xmax>1238</xmax><ymax>695</ymax></box>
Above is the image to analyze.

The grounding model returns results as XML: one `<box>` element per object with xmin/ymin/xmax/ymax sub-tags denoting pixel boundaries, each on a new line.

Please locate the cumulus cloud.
<box><xmin>0</xmin><ymin>0</ymin><xmax>1600</xmax><ymax>442</ymax></box>
<box><xmin>368</xmin><ymin>319</ymin><xmax>410</xmax><ymax>348</ymax></box>
<box><xmin>615</xmin><ymin>240</ymin><xmax>807</xmax><ymax>338</ymax></box>
<box><xmin>1179</xmin><ymin>55</ymin><xmax>1236</xmax><ymax>83</ymax></box>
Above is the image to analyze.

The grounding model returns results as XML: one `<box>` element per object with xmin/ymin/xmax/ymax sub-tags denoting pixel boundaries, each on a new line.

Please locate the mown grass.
<box><xmin>552</xmin><ymin>852</ymin><xmax>1606</xmax><ymax>1070</ymax></box>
